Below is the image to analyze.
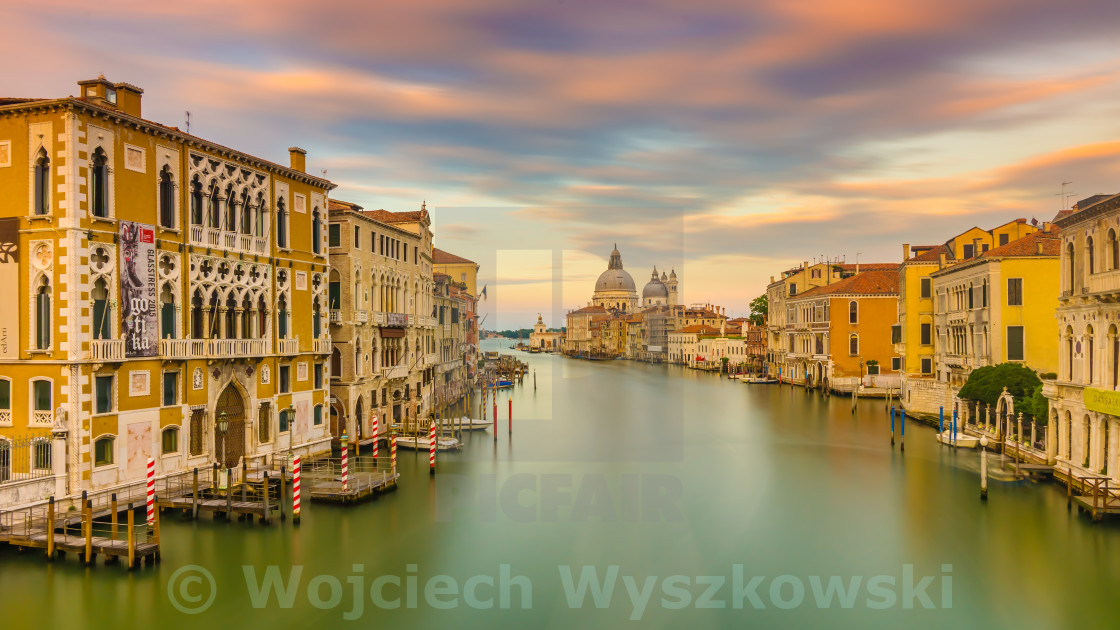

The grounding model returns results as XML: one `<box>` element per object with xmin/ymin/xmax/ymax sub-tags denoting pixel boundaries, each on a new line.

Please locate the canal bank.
<box><xmin>2</xmin><ymin>338</ymin><xmax>1120</xmax><ymax>630</ymax></box>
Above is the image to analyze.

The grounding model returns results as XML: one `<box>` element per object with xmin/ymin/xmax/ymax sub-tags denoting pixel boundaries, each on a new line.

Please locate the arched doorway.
<box><xmin>214</xmin><ymin>383</ymin><xmax>247</xmax><ymax>468</ymax></box>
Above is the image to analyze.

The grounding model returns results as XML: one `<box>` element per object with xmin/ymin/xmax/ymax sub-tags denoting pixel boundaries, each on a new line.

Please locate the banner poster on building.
<box><xmin>119</xmin><ymin>221</ymin><xmax>157</xmax><ymax>357</ymax></box>
<box><xmin>0</xmin><ymin>218</ymin><xmax>18</xmax><ymax>358</ymax></box>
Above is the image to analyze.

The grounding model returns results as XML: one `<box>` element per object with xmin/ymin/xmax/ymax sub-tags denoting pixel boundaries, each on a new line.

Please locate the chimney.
<box><xmin>1037</xmin><ymin>241</ymin><xmax>1045</xmax><ymax>255</ymax></box>
<box><xmin>77</xmin><ymin>76</ymin><xmax>141</xmax><ymax>117</ymax></box>
<box><xmin>972</xmin><ymin>238</ymin><xmax>980</xmax><ymax>258</ymax></box>
<box><xmin>803</xmin><ymin>261</ymin><xmax>809</xmax><ymax>270</ymax></box>
<box><xmin>288</xmin><ymin>147</ymin><xmax>307</xmax><ymax>173</ymax></box>
<box><xmin>1042</xmin><ymin>221</ymin><xmax>1052</xmax><ymax>233</ymax></box>
<box><xmin>939</xmin><ymin>252</ymin><xmax>947</xmax><ymax>269</ymax></box>
<box><xmin>903</xmin><ymin>243</ymin><xmax>911</xmax><ymax>260</ymax></box>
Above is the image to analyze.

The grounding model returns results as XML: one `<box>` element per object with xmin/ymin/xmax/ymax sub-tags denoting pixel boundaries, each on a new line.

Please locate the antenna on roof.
<box><xmin>1057</xmin><ymin>181</ymin><xmax>1074</xmax><ymax>210</ymax></box>
<box><xmin>185</xmin><ymin>110</ymin><xmax>191</xmax><ymax>134</ymax></box>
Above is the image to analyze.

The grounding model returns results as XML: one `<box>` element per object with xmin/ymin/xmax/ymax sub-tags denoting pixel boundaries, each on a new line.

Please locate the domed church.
<box><xmin>642</xmin><ymin>267</ymin><xmax>679</xmax><ymax>307</ymax></box>
<box><xmin>592</xmin><ymin>245</ymin><xmax>640</xmax><ymax>312</ymax></box>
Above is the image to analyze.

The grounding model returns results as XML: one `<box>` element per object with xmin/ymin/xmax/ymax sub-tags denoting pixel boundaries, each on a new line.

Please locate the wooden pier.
<box><xmin>1</xmin><ymin>497</ymin><xmax>160</xmax><ymax>569</ymax></box>
<box><xmin>305</xmin><ymin>457</ymin><xmax>399</xmax><ymax>504</ymax></box>
<box><xmin>155</xmin><ymin>463</ymin><xmax>284</xmax><ymax>523</ymax></box>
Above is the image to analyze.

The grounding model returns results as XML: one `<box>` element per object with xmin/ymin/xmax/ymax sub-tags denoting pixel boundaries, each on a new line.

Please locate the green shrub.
<box><xmin>958</xmin><ymin>363</ymin><xmax>1047</xmax><ymax>423</ymax></box>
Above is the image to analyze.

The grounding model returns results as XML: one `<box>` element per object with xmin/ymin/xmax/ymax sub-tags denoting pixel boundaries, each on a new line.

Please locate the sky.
<box><xmin>7</xmin><ymin>0</ymin><xmax>1120</xmax><ymax>328</ymax></box>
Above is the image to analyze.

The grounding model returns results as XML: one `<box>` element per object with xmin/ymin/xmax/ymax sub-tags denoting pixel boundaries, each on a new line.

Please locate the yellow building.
<box><xmin>786</xmin><ymin>268</ymin><xmax>900</xmax><ymax>390</ymax></box>
<box><xmin>0</xmin><ymin>77</ymin><xmax>334</xmax><ymax>504</ymax></box>
<box><xmin>896</xmin><ymin>219</ymin><xmax>1039</xmax><ymax>417</ymax></box>
<box><xmin>433</xmin><ymin>247</ymin><xmax>480</xmax><ymax>299</ymax></box>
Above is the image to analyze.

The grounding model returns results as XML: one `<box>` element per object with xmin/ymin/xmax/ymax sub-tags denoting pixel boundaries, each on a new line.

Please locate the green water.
<box><xmin>3</xmin><ymin>338</ymin><xmax>1119</xmax><ymax>629</ymax></box>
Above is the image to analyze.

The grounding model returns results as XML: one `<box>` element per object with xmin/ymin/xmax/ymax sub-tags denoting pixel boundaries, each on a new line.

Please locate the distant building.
<box><xmin>529</xmin><ymin>314</ymin><xmax>563</xmax><ymax>351</ymax></box>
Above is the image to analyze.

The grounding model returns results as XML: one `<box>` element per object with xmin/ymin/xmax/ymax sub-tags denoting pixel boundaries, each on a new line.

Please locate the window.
<box><xmin>0</xmin><ymin>441</ymin><xmax>8</xmax><ymax>482</ymax></box>
<box><xmin>921</xmin><ymin>357</ymin><xmax>933</xmax><ymax>374</ymax></box>
<box><xmin>848</xmin><ymin>334</ymin><xmax>859</xmax><ymax>356</ymax></box>
<box><xmin>788</xmin><ymin>283</ymin><xmax>797</xmax><ymax>296</ymax></box>
<box><xmin>312</xmin><ymin>209</ymin><xmax>322</xmax><ymax>254</ymax></box>
<box><xmin>159</xmin><ymin>166</ymin><xmax>175</xmax><ymax>228</ymax></box>
<box><xmin>32</xmin><ymin>380</ymin><xmax>52</xmax><ymax>424</ymax></box>
<box><xmin>848</xmin><ymin>301</ymin><xmax>858</xmax><ymax>324</ymax></box>
<box><xmin>1088</xmin><ymin>236</ymin><xmax>1096</xmax><ymax>275</ymax></box>
<box><xmin>91</xmin><ymin>278</ymin><xmax>110</xmax><ymax>340</ymax></box>
<box><xmin>32</xmin><ymin>439</ymin><xmax>51</xmax><ymax>470</ymax></box>
<box><xmin>189</xmin><ymin>410</ymin><xmax>204</xmax><ymax>456</ymax></box>
<box><xmin>891</xmin><ymin>357</ymin><xmax>901</xmax><ymax>371</ymax></box>
<box><xmin>278</xmin><ymin>294</ymin><xmax>289</xmax><ymax>339</ymax></box>
<box><xmin>314</xmin><ymin>363</ymin><xmax>323</xmax><ymax>389</ymax></box>
<box><xmin>920</xmin><ymin>277</ymin><xmax>931</xmax><ymax>299</ymax></box>
<box><xmin>999</xmin><ymin>233</ymin><xmax>1009</xmax><ymax>246</ymax></box>
<box><xmin>279</xmin><ymin>408</ymin><xmax>290</xmax><ymax>433</ymax></box>
<box><xmin>160</xmin><ymin>284</ymin><xmax>176</xmax><ymax>339</ymax></box>
<box><xmin>0</xmin><ymin>378</ymin><xmax>10</xmax><ymax>419</ymax></box>
<box><xmin>1111</xmin><ymin>229</ymin><xmax>1120</xmax><ymax>271</ymax></box>
<box><xmin>90</xmin><ymin>148</ymin><xmax>109</xmax><ymax>218</ymax></box>
<box><xmin>1007</xmin><ymin>326</ymin><xmax>1025</xmax><ymax>361</ymax></box>
<box><xmin>968</xmin><ymin>283</ymin><xmax>974</xmax><ymax>309</ymax></box>
<box><xmin>95</xmin><ymin>375</ymin><xmax>114</xmax><ymax>414</ymax></box>
<box><xmin>963</xmin><ymin>244</ymin><xmax>974</xmax><ymax>259</ymax></box>
<box><xmin>163</xmin><ymin>371</ymin><xmax>178</xmax><ymax>406</ymax></box>
<box><xmin>161</xmin><ymin>427</ymin><xmax>179</xmax><ymax>454</ymax></box>
<box><xmin>94</xmin><ymin>436</ymin><xmax>114</xmax><ymax>466</ymax></box>
<box><xmin>354</xmin><ymin>226</ymin><xmax>361</xmax><ymax>248</ymax></box>
<box><xmin>279</xmin><ymin>365</ymin><xmax>290</xmax><ymax>393</ymax></box>
<box><xmin>920</xmin><ymin>322</ymin><xmax>932</xmax><ymax>346</ymax></box>
<box><xmin>314</xmin><ymin>404</ymin><xmax>323</xmax><ymax>426</ymax></box>
<box><xmin>1007</xmin><ymin>278</ymin><xmax>1023</xmax><ymax>306</ymax></box>
<box><xmin>34</xmin><ymin>148</ymin><xmax>50</xmax><ymax>215</ymax></box>
<box><xmin>190</xmin><ymin>177</ymin><xmax>203</xmax><ymax>225</ymax></box>
<box><xmin>866</xmin><ymin>364</ymin><xmax>880</xmax><ymax>375</ymax></box>
<box><xmin>329</xmin><ymin>224</ymin><xmax>341</xmax><ymax>248</ymax></box>
<box><xmin>35</xmin><ymin>277</ymin><xmax>51</xmax><ymax>349</ymax></box>
<box><xmin>891</xmin><ymin>324</ymin><xmax>901</xmax><ymax>344</ymax></box>
<box><xmin>277</xmin><ymin>198</ymin><xmax>288</xmax><ymax>248</ymax></box>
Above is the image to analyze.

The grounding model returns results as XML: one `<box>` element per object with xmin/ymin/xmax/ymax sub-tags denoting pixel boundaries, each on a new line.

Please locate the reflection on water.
<box><xmin>2</xmin><ymin>338</ymin><xmax>1119</xmax><ymax>629</ymax></box>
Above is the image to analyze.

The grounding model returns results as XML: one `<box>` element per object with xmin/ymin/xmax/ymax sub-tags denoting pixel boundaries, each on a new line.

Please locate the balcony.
<box><xmin>329</xmin><ymin>310</ymin><xmax>342</xmax><ymax>324</ymax></box>
<box><xmin>425</xmin><ymin>352</ymin><xmax>437</xmax><ymax>366</ymax></box>
<box><xmin>384</xmin><ymin>365</ymin><xmax>408</xmax><ymax>380</ymax></box>
<box><xmin>159</xmin><ymin>338</ymin><xmax>271</xmax><ymax>360</ymax></box>
<box><xmin>355</xmin><ymin>310</ymin><xmax>368</xmax><ymax>324</ymax></box>
<box><xmin>31</xmin><ymin>410</ymin><xmax>53</xmax><ymax>426</ymax></box>
<box><xmin>277</xmin><ymin>338</ymin><xmax>300</xmax><ymax>355</ymax></box>
<box><xmin>313</xmin><ymin>338</ymin><xmax>332</xmax><ymax>354</ymax></box>
<box><xmin>383</xmin><ymin>312</ymin><xmax>409</xmax><ymax>327</ymax></box>
<box><xmin>190</xmin><ymin>225</ymin><xmax>268</xmax><ymax>255</ymax></box>
<box><xmin>1089</xmin><ymin>269</ymin><xmax>1120</xmax><ymax>295</ymax></box>
<box><xmin>89</xmin><ymin>339</ymin><xmax>125</xmax><ymax>362</ymax></box>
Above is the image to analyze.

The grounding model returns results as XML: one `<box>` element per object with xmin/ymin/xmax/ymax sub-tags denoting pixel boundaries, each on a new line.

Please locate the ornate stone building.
<box><xmin>0</xmin><ymin>77</ymin><xmax>333</xmax><ymax>504</ymax></box>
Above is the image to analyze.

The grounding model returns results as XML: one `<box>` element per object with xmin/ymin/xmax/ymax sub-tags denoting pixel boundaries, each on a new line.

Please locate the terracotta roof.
<box><xmin>569</xmin><ymin>305</ymin><xmax>608</xmax><ymax>315</ymax></box>
<box><xmin>908</xmin><ymin>244</ymin><xmax>951</xmax><ymax>262</ymax></box>
<box><xmin>672</xmin><ymin>324</ymin><xmax>722</xmax><ymax>335</ymax></box>
<box><xmin>794</xmin><ymin>269</ymin><xmax>899</xmax><ymax>297</ymax></box>
<box><xmin>359</xmin><ymin>209</ymin><xmax>429</xmax><ymax>224</ymax></box>
<box><xmin>328</xmin><ymin>199</ymin><xmax>362</xmax><ymax>212</ymax></box>
<box><xmin>980</xmin><ymin>228</ymin><xmax>1061</xmax><ymax>258</ymax></box>
<box><xmin>0</xmin><ymin>98</ymin><xmax>44</xmax><ymax>106</ymax></box>
<box><xmin>432</xmin><ymin>247</ymin><xmax>476</xmax><ymax>265</ymax></box>
<box><xmin>627</xmin><ymin>314</ymin><xmax>643</xmax><ymax>323</ymax></box>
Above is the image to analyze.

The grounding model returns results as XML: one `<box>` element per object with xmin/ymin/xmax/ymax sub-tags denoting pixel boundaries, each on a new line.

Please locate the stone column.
<box><xmin>234</xmin><ymin>308</ymin><xmax>244</xmax><ymax>340</ymax></box>
<box><xmin>218</xmin><ymin>307</ymin><xmax>228</xmax><ymax>339</ymax></box>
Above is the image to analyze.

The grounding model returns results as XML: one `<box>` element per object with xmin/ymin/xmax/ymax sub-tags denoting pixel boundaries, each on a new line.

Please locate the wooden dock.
<box><xmin>1</xmin><ymin>497</ymin><xmax>160</xmax><ymax>569</ymax></box>
<box><xmin>155</xmin><ymin>464</ymin><xmax>284</xmax><ymax>523</ymax></box>
<box><xmin>304</xmin><ymin>457</ymin><xmax>399</xmax><ymax>504</ymax></box>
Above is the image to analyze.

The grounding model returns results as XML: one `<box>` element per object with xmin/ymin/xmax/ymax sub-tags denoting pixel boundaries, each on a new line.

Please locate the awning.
<box><xmin>380</xmin><ymin>328</ymin><xmax>407</xmax><ymax>338</ymax></box>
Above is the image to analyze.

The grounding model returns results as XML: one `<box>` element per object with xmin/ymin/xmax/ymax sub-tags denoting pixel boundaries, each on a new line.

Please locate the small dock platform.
<box><xmin>305</xmin><ymin>458</ymin><xmax>399</xmax><ymax>504</ymax></box>
<box><xmin>1</xmin><ymin>497</ymin><xmax>160</xmax><ymax>569</ymax></box>
<box><xmin>155</xmin><ymin>464</ymin><xmax>285</xmax><ymax>523</ymax></box>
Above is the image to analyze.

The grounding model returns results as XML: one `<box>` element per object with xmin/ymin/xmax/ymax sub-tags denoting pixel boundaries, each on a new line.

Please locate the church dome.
<box><xmin>643</xmin><ymin>268</ymin><xmax>669</xmax><ymax>298</ymax></box>
<box><xmin>594</xmin><ymin>245</ymin><xmax>637</xmax><ymax>293</ymax></box>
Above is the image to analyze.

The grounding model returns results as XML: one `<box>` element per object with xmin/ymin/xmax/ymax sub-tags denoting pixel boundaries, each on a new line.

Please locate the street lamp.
<box><xmin>218</xmin><ymin>411</ymin><xmax>229</xmax><ymax>484</ymax></box>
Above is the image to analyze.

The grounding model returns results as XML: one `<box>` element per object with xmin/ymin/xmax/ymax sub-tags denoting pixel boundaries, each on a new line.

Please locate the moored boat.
<box><xmin>394</xmin><ymin>435</ymin><xmax>462</xmax><ymax>451</ymax></box>
<box><xmin>936</xmin><ymin>430</ymin><xmax>980</xmax><ymax>448</ymax></box>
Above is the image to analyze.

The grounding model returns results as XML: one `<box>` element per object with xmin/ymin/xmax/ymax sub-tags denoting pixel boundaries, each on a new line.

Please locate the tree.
<box><xmin>748</xmin><ymin>294</ymin><xmax>768</xmax><ymax>325</ymax></box>
<box><xmin>957</xmin><ymin>363</ymin><xmax>1046</xmax><ymax>422</ymax></box>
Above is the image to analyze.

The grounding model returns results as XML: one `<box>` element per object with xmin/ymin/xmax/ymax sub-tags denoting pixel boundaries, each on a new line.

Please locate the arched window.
<box><xmin>849</xmin><ymin>334</ymin><xmax>859</xmax><ymax>356</ymax></box>
<box><xmin>160</xmin><ymin>284</ymin><xmax>176</xmax><ymax>339</ymax></box>
<box><xmin>277</xmin><ymin>198</ymin><xmax>288</xmax><ymax>248</ymax></box>
<box><xmin>258</xmin><ymin>402</ymin><xmax>271</xmax><ymax>444</ymax></box>
<box><xmin>328</xmin><ymin>270</ymin><xmax>341</xmax><ymax>310</ymax></box>
<box><xmin>34</xmin><ymin>148</ymin><xmax>50</xmax><ymax>215</ymax></box>
<box><xmin>848</xmin><ymin>300</ymin><xmax>857</xmax><ymax>324</ymax></box>
<box><xmin>277</xmin><ymin>294</ymin><xmax>289</xmax><ymax>339</ymax></box>
<box><xmin>1066</xmin><ymin>326</ymin><xmax>1075</xmax><ymax>381</ymax></box>
<box><xmin>225</xmin><ymin>293</ymin><xmax>237</xmax><ymax>339</ymax></box>
<box><xmin>1086</xmin><ymin>325</ymin><xmax>1095</xmax><ymax>384</ymax></box>
<box><xmin>208</xmin><ymin>184</ymin><xmax>221</xmax><ymax>229</ymax></box>
<box><xmin>190</xmin><ymin>177</ymin><xmax>204</xmax><ymax>225</ymax></box>
<box><xmin>331</xmin><ymin>347</ymin><xmax>342</xmax><ymax>377</ymax></box>
<box><xmin>90</xmin><ymin>148</ymin><xmax>109</xmax><ymax>218</ymax></box>
<box><xmin>313</xmin><ymin>297</ymin><xmax>322</xmax><ymax>338</ymax></box>
<box><xmin>257</xmin><ymin>296</ymin><xmax>268</xmax><ymax>340</ymax></box>
<box><xmin>94</xmin><ymin>435</ymin><xmax>115</xmax><ymax>466</ymax></box>
<box><xmin>35</xmin><ymin>276</ymin><xmax>51</xmax><ymax>349</ymax></box>
<box><xmin>240</xmin><ymin>190</ymin><xmax>252</xmax><ymax>234</ymax></box>
<box><xmin>225</xmin><ymin>184</ymin><xmax>237</xmax><ymax>232</ymax></box>
<box><xmin>355</xmin><ymin>339</ymin><xmax>363</xmax><ymax>376</ymax></box>
<box><xmin>91</xmin><ymin>278</ymin><xmax>110</xmax><ymax>340</ymax></box>
<box><xmin>968</xmin><ymin>282</ymin><xmax>974</xmax><ymax>309</ymax></box>
<box><xmin>1067</xmin><ymin>242</ymin><xmax>1075</xmax><ymax>291</ymax></box>
<box><xmin>161</xmin><ymin>427</ymin><xmax>180</xmax><ymax>454</ymax></box>
<box><xmin>191</xmin><ymin>289</ymin><xmax>204</xmax><ymax>339</ymax></box>
<box><xmin>312</xmin><ymin>208</ymin><xmax>321</xmax><ymax>254</ymax></box>
<box><xmin>1088</xmin><ymin>236</ymin><xmax>1096</xmax><ymax>275</ymax></box>
<box><xmin>159</xmin><ymin>166</ymin><xmax>175</xmax><ymax>228</ymax></box>
<box><xmin>189</xmin><ymin>409</ymin><xmax>205</xmax><ymax>456</ymax></box>
<box><xmin>255</xmin><ymin>193</ymin><xmax>266</xmax><ymax>237</ymax></box>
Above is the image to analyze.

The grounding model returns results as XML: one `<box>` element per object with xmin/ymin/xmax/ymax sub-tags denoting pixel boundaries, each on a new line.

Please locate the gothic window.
<box><xmin>161</xmin><ymin>284</ymin><xmax>176</xmax><ymax>339</ymax></box>
<box><xmin>190</xmin><ymin>177</ymin><xmax>203</xmax><ymax>225</ymax></box>
<box><xmin>312</xmin><ymin>208</ymin><xmax>321</xmax><ymax>254</ymax></box>
<box><xmin>34</xmin><ymin>148</ymin><xmax>50</xmax><ymax>215</ymax></box>
<box><xmin>91</xmin><ymin>278</ymin><xmax>110</xmax><ymax>340</ymax></box>
<box><xmin>277</xmin><ymin>198</ymin><xmax>288</xmax><ymax>248</ymax></box>
<box><xmin>208</xmin><ymin>184</ymin><xmax>221</xmax><ymax>229</ymax></box>
<box><xmin>90</xmin><ymin>148</ymin><xmax>109</xmax><ymax>218</ymax></box>
<box><xmin>35</xmin><ymin>276</ymin><xmax>51</xmax><ymax>349</ymax></box>
<box><xmin>159</xmin><ymin>166</ymin><xmax>175</xmax><ymax>228</ymax></box>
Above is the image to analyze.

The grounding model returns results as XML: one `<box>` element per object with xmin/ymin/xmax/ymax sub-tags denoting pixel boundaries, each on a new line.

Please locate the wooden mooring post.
<box><xmin>192</xmin><ymin>468</ymin><xmax>200</xmax><ymax>519</ymax></box>
<box><xmin>127</xmin><ymin>505</ymin><xmax>136</xmax><ymax>569</ymax></box>
<box><xmin>83</xmin><ymin>499</ymin><xmax>93</xmax><ymax>566</ymax></box>
<box><xmin>46</xmin><ymin>497</ymin><xmax>55</xmax><ymax>559</ymax></box>
<box><xmin>280</xmin><ymin>465</ymin><xmax>287</xmax><ymax>521</ymax></box>
<box><xmin>261</xmin><ymin>471</ymin><xmax>271</xmax><ymax>524</ymax></box>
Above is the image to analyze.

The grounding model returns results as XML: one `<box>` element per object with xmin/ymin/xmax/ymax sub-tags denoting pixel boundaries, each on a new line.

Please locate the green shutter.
<box><xmin>0</xmin><ymin>380</ymin><xmax>9</xmax><ymax>409</ymax></box>
<box><xmin>1007</xmin><ymin>326</ymin><xmax>1025</xmax><ymax>361</ymax></box>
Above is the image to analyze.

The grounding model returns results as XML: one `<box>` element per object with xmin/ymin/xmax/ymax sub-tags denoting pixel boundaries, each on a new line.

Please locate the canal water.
<box><xmin>3</xmin><ymin>338</ymin><xmax>1120</xmax><ymax>629</ymax></box>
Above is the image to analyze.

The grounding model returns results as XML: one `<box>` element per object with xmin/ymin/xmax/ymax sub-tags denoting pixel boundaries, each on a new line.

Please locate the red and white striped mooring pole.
<box><xmin>390</xmin><ymin>435</ymin><xmax>398</xmax><ymax>477</ymax></box>
<box><xmin>429</xmin><ymin>421</ymin><xmax>437</xmax><ymax>475</ymax></box>
<box><xmin>372</xmin><ymin>415</ymin><xmax>379</xmax><ymax>459</ymax></box>
<box><xmin>146</xmin><ymin>457</ymin><xmax>155</xmax><ymax>525</ymax></box>
<box><xmin>341</xmin><ymin>433</ymin><xmax>349</xmax><ymax>492</ymax></box>
<box><xmin>292</xmin><ymin>455</ymin><xmax>302</xmax><ymax>524</ymax></box>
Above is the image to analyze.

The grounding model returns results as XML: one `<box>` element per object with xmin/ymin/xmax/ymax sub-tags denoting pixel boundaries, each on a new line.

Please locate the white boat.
<box><xmin>741</xmin><ymin>376</ymin><xmax>778</xmax><ymax>384</ymax></box>
<box><xmin>937</xmin><ymin>430</ymin><xmax>980</xmax><ymax>448</ymax></box>
<box><xmin>394</xmin><ymin>435</ymin><xmax>462</xmax><ymax>451</ymax></box>
<box><xmin>439</xmin><ymin>417</ymin><xmax>492</xmax><ymax>432</ymax></box>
